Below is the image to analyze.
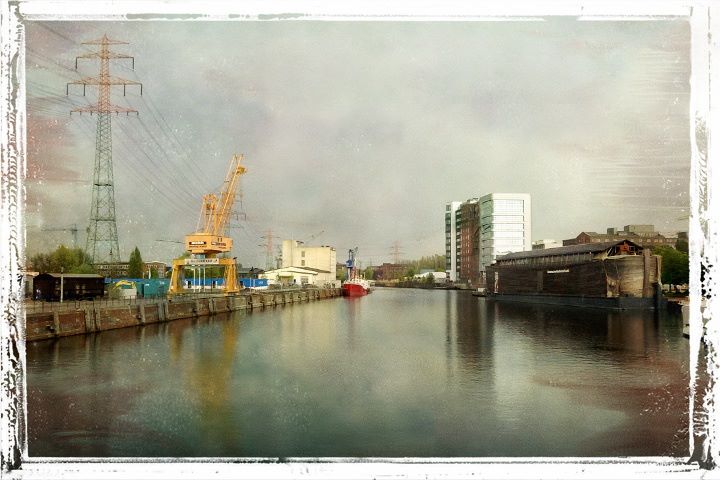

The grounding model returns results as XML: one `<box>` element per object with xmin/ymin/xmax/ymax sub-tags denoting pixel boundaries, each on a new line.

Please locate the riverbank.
<box><xmin>25</xmin><ymin>287</ymin><xmax>342</xmax><ymax>342</ymax></box>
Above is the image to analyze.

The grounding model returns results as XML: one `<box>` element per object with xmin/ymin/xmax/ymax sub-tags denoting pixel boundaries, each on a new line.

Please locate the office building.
<box><xmin>479</xmin><ymin>193</ymin><xmax>532</xmax><ymax>279</ymax></box>
<box><xmin>445</xmin><ymin>193</ymin><xmax>531</xmax><ymax>285</ymax></box>
<box><xmin>445</xmin><ymin>201</ymin><xmax>461</xmax><ymax>281</ymax></box>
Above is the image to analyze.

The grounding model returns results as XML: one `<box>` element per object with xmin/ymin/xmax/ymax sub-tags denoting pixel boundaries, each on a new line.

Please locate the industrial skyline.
<box><xmin>25</xmin><ymin>19</ymin><xmax>690</xmax><ymax>267</ymax></box>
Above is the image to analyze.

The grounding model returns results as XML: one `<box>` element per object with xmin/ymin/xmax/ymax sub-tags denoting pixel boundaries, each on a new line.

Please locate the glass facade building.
<box><xmin>444</xmin><ymin>201</ymin><xmax>461</xmax><ymax>281</ymax></box>
<box><xmin>445</xmin><ymin>194</ymin><xmax>531</xmax><ymax>284</ymax></box>
<box><xmin>479</xmin><ymin>193</ymin><xmax>532</xmax><ymax>277</ymax></box>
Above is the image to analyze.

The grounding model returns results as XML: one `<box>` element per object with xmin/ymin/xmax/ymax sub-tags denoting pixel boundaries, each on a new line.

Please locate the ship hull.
<box><xmin>342</xmin><ymin>282</ymin><xmax>368</xmax><ymax>297</ymax></box>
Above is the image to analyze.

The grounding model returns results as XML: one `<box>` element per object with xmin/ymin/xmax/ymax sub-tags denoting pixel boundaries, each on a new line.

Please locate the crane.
<box><xmin>306</xmin><ymin>230</ymin><xmax>324</xmax><ymax>244</ymax></box>
<box><xmin>169</xmin><ymin>154</ymin><xmax>247</xmax><ymax>296</ymax></box>
<box><xmin>345</xmin><ymin>247</ymin><xmax>358</xmax><ymax>280</ymax></box>
<box><xmin>42</xmin><ymin>224</ymin><xmax>79</xmax><ymax>248</ymax></box>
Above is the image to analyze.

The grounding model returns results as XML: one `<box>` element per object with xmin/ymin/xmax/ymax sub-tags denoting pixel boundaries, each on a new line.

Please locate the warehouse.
<box><xmin>33</xmin><ymin>273</ymin><xmax>105</xmax><ymax>301</ymax></box>
<box><xmin>485</xmin><ymin>240</ymin><xmax>661</xmax><ymax>309</ymax></box>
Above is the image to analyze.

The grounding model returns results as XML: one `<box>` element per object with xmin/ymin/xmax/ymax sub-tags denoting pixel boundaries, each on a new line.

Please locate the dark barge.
<box><xmin>485</xmin><ymin>240</ymin><xmax>661</xmax><ymax>310</ymax></box>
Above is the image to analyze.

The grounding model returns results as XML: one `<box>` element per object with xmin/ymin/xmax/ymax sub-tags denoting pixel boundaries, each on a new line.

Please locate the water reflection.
<box><xmin>488</xmin><ymin>300</ymin><xmax>666</xmax><ymax>358</ymax></box>
<box><xmin>167</xmin><ymin>314</ymin><xmax>239</xmax><ymax>451</ymax></box>
<box><xmin>27</xmin><ymin>289</ymin><xmax>689</xmax><ymax>457</ymax></box>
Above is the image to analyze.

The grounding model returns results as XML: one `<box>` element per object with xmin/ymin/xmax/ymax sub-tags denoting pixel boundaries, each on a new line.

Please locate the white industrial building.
<box><xmin>260</xmin><ymin>266</ymin><xmax>329</xmax><ymax>286</ymax></box>
<box><xmin>280</xmin><ymin>239</ymin><xmax>338</xmax><ymax>286</ymax></box>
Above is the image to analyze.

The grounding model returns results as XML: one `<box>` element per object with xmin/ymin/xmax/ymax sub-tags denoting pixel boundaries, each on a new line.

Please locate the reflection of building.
<box><xmin>563</xmin><ymin>225</ymin><xmax>678</xmax><ymax>248</ymax></box>
<box><xmin>445</xmin><ymin>201</ymin><xmax>461</xmax><ymax>281</ymax></box>
<box><xmin>281</xmin><ymin>240</ymin><xmax>336</xmax><ymax>279</ymax></box>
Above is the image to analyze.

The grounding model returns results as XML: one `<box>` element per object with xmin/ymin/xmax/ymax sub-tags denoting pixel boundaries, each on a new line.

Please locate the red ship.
<box><xmin>342</xmin><ymin>247</ymin><xmax>369</xmax><ymax>297</ymax></box>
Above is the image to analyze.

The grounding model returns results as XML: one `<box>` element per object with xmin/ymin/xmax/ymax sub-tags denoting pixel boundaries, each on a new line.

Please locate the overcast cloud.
<box><xmin>24</xmin><ymin>19</ymin><xmax>690</xmax><ymax>267</ymax></box>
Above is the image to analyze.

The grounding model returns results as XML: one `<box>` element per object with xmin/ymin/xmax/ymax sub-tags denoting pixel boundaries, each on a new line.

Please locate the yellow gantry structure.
<box><xmin>169</xmin><ymin>154</ymin><xmax>247</xmax><ymax>296</ymax></box>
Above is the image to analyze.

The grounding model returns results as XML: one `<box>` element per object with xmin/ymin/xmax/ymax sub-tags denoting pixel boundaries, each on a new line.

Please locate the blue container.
<box><xmin>240</xmin><ymin>278</ymin><xmax>268</xmax><ymax>288</ymax></box>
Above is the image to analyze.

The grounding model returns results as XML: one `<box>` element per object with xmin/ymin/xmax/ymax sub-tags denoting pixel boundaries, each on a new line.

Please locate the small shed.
<box><xmin>33</xmin><ymin>273</ymin><xmax>105</xmax><ymax>301</ymax></box>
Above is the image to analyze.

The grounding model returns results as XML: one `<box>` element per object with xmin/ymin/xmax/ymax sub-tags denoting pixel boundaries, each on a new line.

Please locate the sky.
<box><xmin>24</xmin><ymin>18</ymin><xmax>691</xmax><ymax>267</ymax></box>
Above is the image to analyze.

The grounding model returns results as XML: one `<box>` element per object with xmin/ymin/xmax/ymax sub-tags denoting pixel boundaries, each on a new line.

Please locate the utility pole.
<box><xmin>67</xmin><ymin>34</ymin><xmax>142</xmax><ymax>265</ymax></box>
<box><xmin>60</xmin><ymin>266</ymin><xmax>64</xmax><ymax>303</ymax></box>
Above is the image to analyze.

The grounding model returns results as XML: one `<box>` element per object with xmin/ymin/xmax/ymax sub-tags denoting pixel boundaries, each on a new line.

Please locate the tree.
<box><xmin>28</xmin><ymin>245</ymin><xmax>95</xmax><ymax>274</ymax></box>
<box><xmin>362</xmin><ymin>267</ymin><xmax>375</xmax><ymax>280</ymax></box>
<box><xmin>654</xmin><ymin>246</ymin><xmax>689</xmax><ymax>288</ymax></box>
<box><xmin>676</xmin><ymin>238</ymin><xmax>688</xmax><ymax>254</ymax></box>
<box><xmin>425</xmin><ymin>273</ymin><xmax>435</xmax><ymax>285</ymax></box>
<box><xmin>128</xmin><ymin>246</ymin><xmax>144</xmax><ymax>278</ymax></box>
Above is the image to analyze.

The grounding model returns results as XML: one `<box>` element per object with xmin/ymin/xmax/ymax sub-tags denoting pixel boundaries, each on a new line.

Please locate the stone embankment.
<box><xmin>25</xmin><ymin>288</ymin><xmax>342</xmax><ymax>342</ymax></box>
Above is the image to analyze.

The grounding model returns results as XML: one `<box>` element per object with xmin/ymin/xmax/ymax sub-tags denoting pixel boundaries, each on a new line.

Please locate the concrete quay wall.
<box><xmin>25</xmin><ymin>288</ymin><xmax>342</xmax><ymax>342</ymax></box>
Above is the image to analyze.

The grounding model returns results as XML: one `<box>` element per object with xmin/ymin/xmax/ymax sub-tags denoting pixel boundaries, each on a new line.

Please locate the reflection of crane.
<box><xmin>42</xmin><ymin>224</ymin><xmax>79</xmax><ymax>248</ymax></box>
<box><xmin>169</xmin><ymin>154</ymin><xmax>247</xmax><ymax>296</ymax></box>
<box><xmin>167</xmin><ymin>316</ymin><xmax>239</xmax><ymax>447</ymax></box>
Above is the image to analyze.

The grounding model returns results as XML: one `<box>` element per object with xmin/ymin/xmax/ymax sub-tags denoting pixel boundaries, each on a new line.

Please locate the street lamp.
<box><xmin>60</xmin><ymin>266</ymin><xmax>64</xmax><ymax>303</ymax></box>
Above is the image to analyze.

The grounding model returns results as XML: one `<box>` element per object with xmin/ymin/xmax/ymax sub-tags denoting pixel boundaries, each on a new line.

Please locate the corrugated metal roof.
<box><xmin>496</xmin><ymin>240</ymin><xmax>641</xmax><ymax>261</ymax></box>
<box><xmin>297</xmin><ymin>266</ymin><xmax>331</xmax><ymax>274</ymax></box>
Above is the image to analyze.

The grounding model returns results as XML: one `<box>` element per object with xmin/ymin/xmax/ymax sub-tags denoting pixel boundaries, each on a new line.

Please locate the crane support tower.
<box><xmin>169</xmin><ymin>154</ymin><xmax>247</xmax><ymax>296</ymax></box>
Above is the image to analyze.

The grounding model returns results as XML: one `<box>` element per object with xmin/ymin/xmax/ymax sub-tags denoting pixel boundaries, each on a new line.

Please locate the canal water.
<box><xmin>26</xmin><ymin>288</ymin><xmax>690</xmax><ymax>458</ymax></box>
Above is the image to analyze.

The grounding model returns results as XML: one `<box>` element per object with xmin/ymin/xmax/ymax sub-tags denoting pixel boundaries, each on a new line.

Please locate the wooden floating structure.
<box><xmin>484</xmin><ymin>240</ymin><xmax>662</xmax><ymax>310</ymax></box>
<box><xmin>25</xmin><ymin>287</ymin><xmax>342</xmax><ymax>342</ymax></box>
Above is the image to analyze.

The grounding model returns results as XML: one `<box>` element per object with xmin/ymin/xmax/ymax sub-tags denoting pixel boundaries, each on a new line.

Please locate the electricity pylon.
<box><xmin>67</xmin><ymin>34</ymin><xmax>142</xmax><ymax>265</ymax></box>
<box><xmin>260</xmin><ymin>230</ymin><xmax>275</xmax><ymax>270</ymax></box>
<box><xmin>390</xmin><ymin>241</ymin><xmax>403</xmax><ymax>264</ymax></box>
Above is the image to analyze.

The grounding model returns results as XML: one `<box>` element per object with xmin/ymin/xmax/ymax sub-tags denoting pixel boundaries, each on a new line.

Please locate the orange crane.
<box><xmin>169</xmin><ymin>154</ymin><xmax>247</xmax><ymax>296</ymax></box>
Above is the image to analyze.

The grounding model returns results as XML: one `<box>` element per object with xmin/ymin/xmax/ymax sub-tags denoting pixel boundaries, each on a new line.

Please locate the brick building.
<box><xmin>563</xmin><ymin>225</ymin><xmax>678</xmax><ymax>249</ymax></box>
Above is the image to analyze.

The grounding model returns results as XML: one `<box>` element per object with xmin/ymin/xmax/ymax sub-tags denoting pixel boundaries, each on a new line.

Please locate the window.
<box><xmin>482</xmin><ymin>215</ymin><xmax>524</xmax><ymax>223</ymax></box>
<box><xmin>492</xmin><ymin>199</ymin><xmax>524</xmax><ymax>215</ymax></box>
<box><xmin>301</xmin><ymin>260</ymin><xmax>305</xmax><ymax>266</ymax></box>
<box><xmin>490</xmin><ymin>223</ymin><xmax>524</xmax><ymax>232</ymax></box>
<box><xmin>301</xmin><ymin>251</ymin><xmax>306</xmax><ymax>258</ymax></box>
<box><xmin>491</xmin><ymin>231</ymin><xmax>525</xmax><ymax>239</ymax></box>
